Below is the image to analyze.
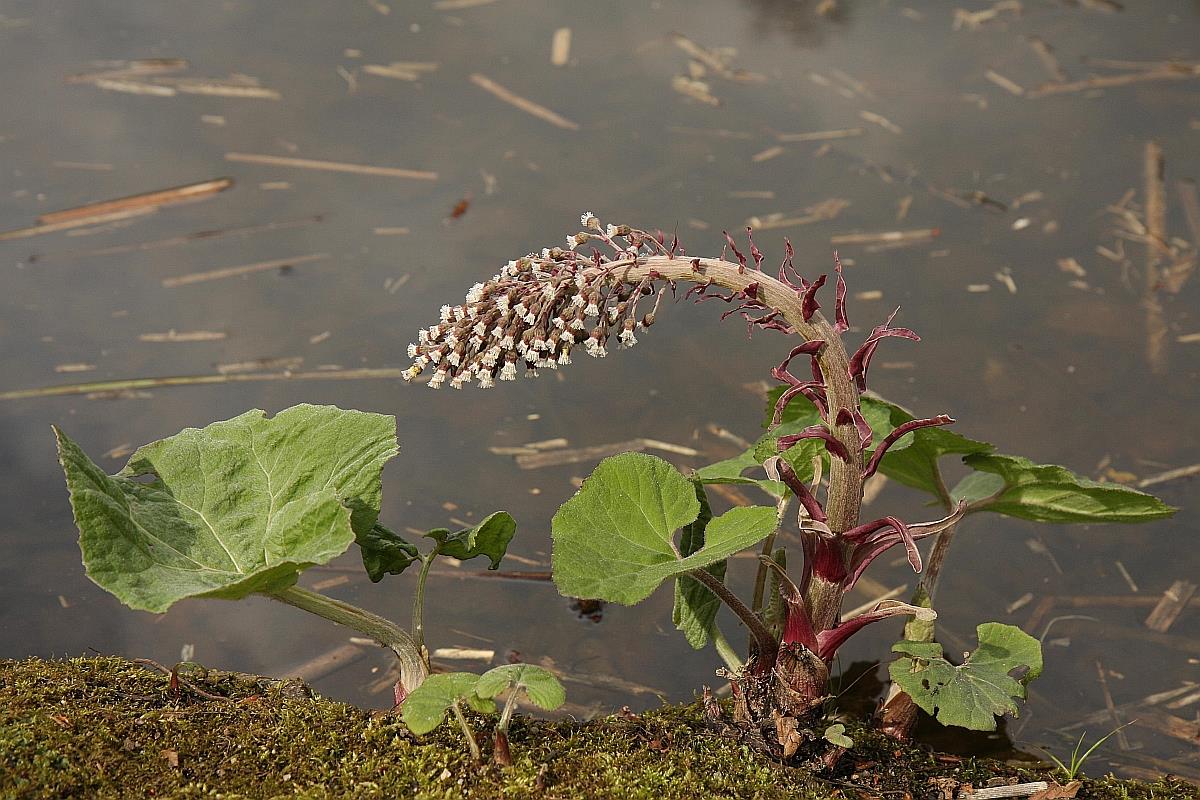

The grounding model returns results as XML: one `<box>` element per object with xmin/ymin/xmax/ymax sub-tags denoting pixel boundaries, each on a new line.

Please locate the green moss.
<box><xmin>1</xmin><ymin>657</ymin><xmax>1193</xmax><ymax>800</ymax></box>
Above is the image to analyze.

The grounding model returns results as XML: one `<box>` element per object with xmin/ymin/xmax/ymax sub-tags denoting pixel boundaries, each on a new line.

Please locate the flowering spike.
<box><xmin>833</xmin><ymin>252</ymin><xmax>849</xmax><ymax>333</ymax></box>
<box><xmin>746</xmin><ymin>227</ymin><xmax>765</xmax><ymax>271</ymax></box>
<box><xmin>778</xmin><ymin>425</ymin><xmax>851</xmax><ymax>463</ymax></box>
<box><xmin>801</xmin><ymin>274</ymin><xmax>827</xmax><ymax>321</ymax></box>
<box><xmin>862</xmin><ymin>415</ymin><xmax>955</xmax><ymax>479</ymax></box>
<box><xmin>722</xmin><ymin>230</ymin><xmax>747</xmax><ymax>274</ymax></box>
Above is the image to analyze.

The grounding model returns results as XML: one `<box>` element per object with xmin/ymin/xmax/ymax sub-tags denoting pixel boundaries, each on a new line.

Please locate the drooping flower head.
<box><xmin>403</xmin><ymin>213</ymin><xmax>671</xmax><ymax>390</ymax></box>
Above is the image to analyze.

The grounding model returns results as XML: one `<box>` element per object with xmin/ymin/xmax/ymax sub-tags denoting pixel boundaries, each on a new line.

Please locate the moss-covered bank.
<box><xmin>1</xmin><ymin>657</ymin><xmax>1193</xmax><ymax>800</ymax></box>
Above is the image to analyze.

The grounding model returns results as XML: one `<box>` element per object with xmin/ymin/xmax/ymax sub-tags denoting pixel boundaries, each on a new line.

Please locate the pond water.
<box><xmin>2</xmin><ymin>0</ymin><xmax>1198</xmax><ymax>781</ymax></box>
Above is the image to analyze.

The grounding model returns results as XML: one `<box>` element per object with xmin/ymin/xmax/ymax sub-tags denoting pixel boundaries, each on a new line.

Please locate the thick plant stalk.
<box><xmin>266</xmin><ymin>585</ymin><xmax>428</xmax><ymax>694</ymax></box>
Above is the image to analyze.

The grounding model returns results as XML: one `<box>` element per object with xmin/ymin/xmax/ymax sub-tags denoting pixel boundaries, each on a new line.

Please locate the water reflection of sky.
<box><xmin>1</xmin><ymin>0</ymin><xmax>1197</xmax><ymax>780</ymax></box>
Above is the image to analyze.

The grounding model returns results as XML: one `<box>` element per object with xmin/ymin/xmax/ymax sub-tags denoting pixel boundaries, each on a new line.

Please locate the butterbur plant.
<box><xmin>401</xmin><ymin>664</ymin><xmax>566</xmax><ymax>765</ymax></box>
<box><xmin>54</xmin><ymin>405</ymin><xmax>521</xmax><ymax>706</ymax></box>
<box><xmin>404</xmin><ymin>213</ymin><xmax>1175</xmax><ymax>761</ymax></box>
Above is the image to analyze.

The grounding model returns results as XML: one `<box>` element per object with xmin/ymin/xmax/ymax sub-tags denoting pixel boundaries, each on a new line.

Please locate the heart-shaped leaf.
<box><xmin>552</xmin><ymin>452</ymin><xmax>777</xmax><ymax>605</ymax></box>
<box><xmin>56</xmin><ymin>404</ymin><xmax>397</xmax><ymax>613</ymax></box>
<box><xmin>475</xmin><ymin>664</ymin><xmax>565</xmax><ymax>710</ymax></box>
<box><xmin>960</xmin><ymin>453</ymin><xmax>1176</xmax><ymax>523</ymax></box>
<box><xmin>889</xmin><ymin>622</ymin><xmax>1043</xmax><ymax>731</ymax></box>
<box><xmin>401</xmin><ymin>672</ymin><xmax>496</xmax><ymax>736</ymax></box>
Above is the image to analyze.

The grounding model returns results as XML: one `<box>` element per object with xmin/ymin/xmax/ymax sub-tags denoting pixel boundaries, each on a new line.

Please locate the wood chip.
<box><xmin>431</xmin><ymin>647</ymin><xmax>494</xmax><ymax>662</ymax></box>
<box><xmin>1006</xmin><ymin>593</ymin><xmax>1034</xmax><ymax>614</ymax></box>
<box><xmin>226</xmin><ymin>152</ymin><xmax>437</xmax><ymax>180</ymax></box>
<box><xmin>138</xmin><ymin>330</ymin><xmax>226</xmax><ymax>343</ymax></box>
<box><xmin>671</xmin><ymin>75</ymin><xmax>720</xmax><ymax>106</ymax></box>
<box><xmin>1145</xmin><ymin>579</ymin><xmax>1198</xmax><ymax>632</ymax></box>
<box><xmin>363</xmin><ymin>62</ymin><xmax>438</xmax><ymax>81</ymax></box>
<box><xmin>751</xmin><ymin>145</ymin><xmax>784</xmax><ymax>163</ymax></box>
<box><xmin>373</xmin><ymin>226</ymin><xmax>410</xmax><ymax>235</ymax></box>
<box><xmin>469</xmin><ymin>73</ymin><xmax>579</xmax><ymax>130</ymax></box>
<box><xmin>1114</xmin><ymin>560</ymin><xmax>1139</xmax><ymax>592</ymax></box>
<box><xmin>859</xmin><ymin>110</ymin><xmax>902</xmax><ymax>134</ymax></box>
<box><xmin>985</xmin><ymin>69</ymin><xmax>1025</xmax><ymax>96</ymax></box>
<box><xmin>831</xmin><ymin>227</ymin><xmax>936</xmax><ymax>245</ymax></box>
<box><xmin>550</xmin><ymin>27</ymin><xmax>571</xmax><ymax>66</ymax></box>
<box><xmin>1056</xmin><ymin>257</ymin><xmax>1087</xmax><ymax>277</ymax></box>
<box><xmin>775</xmin><ymin>128</ymin><xmax>863</xmax><ymax>142</ymax></box>
<box><xmin>1027</xmin><ymin>37</ymin><xmax>1067</xmax><ymax>82</ymax></box>
<box><xmin>311</xmin><ymin>574</ymin><xmax>350</xmax><ymax>591</ymax></box>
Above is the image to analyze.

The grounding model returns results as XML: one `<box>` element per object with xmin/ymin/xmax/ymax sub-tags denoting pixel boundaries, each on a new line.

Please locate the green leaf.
<box><xmin>359</xmin><ymin>522</ymin><xmax>420</xmax><ymax>582</ymax></box>
<box><xmin>962</xmin><ymin>453</ymin><xmax>1177</xmax><ymax>523</ymax></box>
<box><xmin>950</xmin><ymin>471</ymin><xmax>1006</xmax><ymax>507</ymax></box>
<box><xmin>860</xmin><ymin>396</ymin><xmax>993</xmax><ymax>498</ymax></box>
<box><xmin>695</xmin><ymin>449</ymin><xmax>784</xmax><ymax>497</ymax></box>
<box><xmin>889</xmin><ymin>623</ymin><xmax>1043</xmax><ymax>731</ymax></box>
<box><xmin>823</xmin><ymin>723</ymin><xmax>854</xmax><ymax>749</ymax></box>
<box><xmin>475</xmin><ymin>665</ymin><xmax>566</xmax><ymax>711</ymax></box>
<box><xmin>672</xmin><ymin>480</ymin><xmax>724</xmax><ymax>649</ymax></box>
<box><xmin>425</xmin><ymin>511</ymin><xmax>517</xmax><ymax>568</ymax></box>
<box><xmin>401</xmin><ymin>673</ymin><xmax>494</xmax><ymax>735</ymax></box>
<box><xmin>552</xmin><ymin>453</ymin><xmax>777</xmax><ymax>605</ymax></box>
<box><xmin>55</xmin><ymin>405</ymin><xmax>397</xmax><ymax>613</ymax></box>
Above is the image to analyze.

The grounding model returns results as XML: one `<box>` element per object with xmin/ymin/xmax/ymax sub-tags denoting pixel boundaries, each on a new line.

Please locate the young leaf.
<box><xmin>475</xmin><ymin>664</ymin><xmax>566</xmax><ymax>711</ymax></box>
<box><xmin>552</xmin><ymin>453</ymin><xmax>777</xmax><ymax>604</ymax></box>
<box><xmin>359</xmin><ymin>522</ymin><xmax>420</xmax><ymax>582</ymax></box>
<box><xmin>961</xmin><ymin>453</ymin><xmax>1177</xmax><ymax>523</ymax></box>
<box><xmin>889</xmin><ymin>623</ymin><xmax>1043</xmax><ymax>731</ymax></box>
<box><xmin>672</xmin><ymin>479</ymin><xmax>725</xmax><ymax>649</ymax></box>
<box><xmin>55</xmin><ymin>405</ymin><xmax>397</xmax><ymax>613</ymax></box>
<box><xmin>823</xmin><ymin>723</ymin><xmax>854</xmax><ymax>749</ymax></box>
<box><xmin>425</xmin><ymin>511</ymin><xmax>517</xmax><ymax>568</ymax></box>
<box><xmin>401</xmin><ymin>673</ymin><xmax>495</xmax><ymax>736</ymax></box>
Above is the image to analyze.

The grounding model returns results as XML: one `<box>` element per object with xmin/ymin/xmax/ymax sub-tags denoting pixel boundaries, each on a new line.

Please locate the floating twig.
<box><xmin>161</xmin><ymin>252</ymin><xmax>330</xmax><ymax>287</ymax></box>
<box><xmin>469</xmin><ymin>73</ymin><xmax>580</xmax><ymax>130</ymax></box>
<box><xmin>225</xmin><ymin>152</ymin><xmax>437</xmax><ymax>180</ymax></box>
<box><xmin>1028</xmin><ymin>65</ymin><xmax>1200</xmax><ymax>97</ymax></box>
<box><xmin>1144</xmin><ymin>579</ymin><xmax>1198</xmax><ymax>633</ymax></box>
<box><xmin>550</xmin><ymin>28</ymin><xmax>572</xmax><ymax>66</ymax></box>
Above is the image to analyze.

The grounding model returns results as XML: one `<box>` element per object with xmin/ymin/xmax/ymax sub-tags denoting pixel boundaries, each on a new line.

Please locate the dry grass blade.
<box><xmin>225</xmin><ymin>153</ymin><xmax>437</xmax><ymax>180</ymax></box>
<box><xmin>0</xmin><ymin>368</ymin><xmax>406</xmax><ymax>401</ymax></box>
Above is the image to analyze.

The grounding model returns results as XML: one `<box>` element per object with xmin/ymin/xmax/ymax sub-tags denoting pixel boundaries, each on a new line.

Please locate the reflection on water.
<box><xmin>1</xmin><ymin>0</ymin><xmax>1198</xmax><ymax>781</ymax></box>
